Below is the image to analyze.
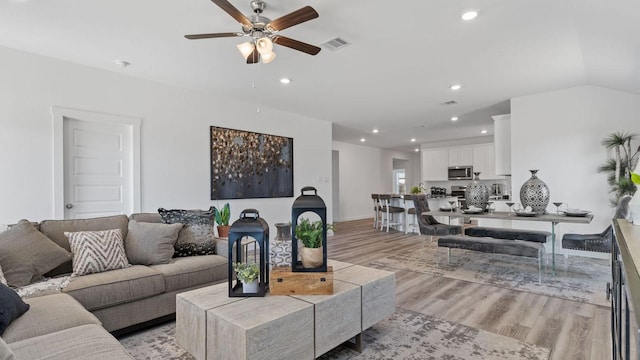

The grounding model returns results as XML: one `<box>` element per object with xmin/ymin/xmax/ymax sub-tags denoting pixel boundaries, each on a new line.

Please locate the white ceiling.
<box><xmin>1</xmin><ymin>0</ymin><xmax>638</xmax><ymax>152</ymax></box>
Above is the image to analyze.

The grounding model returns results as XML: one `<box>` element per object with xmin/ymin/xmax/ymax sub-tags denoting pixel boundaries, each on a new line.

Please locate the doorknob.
<box><xmin>65</xmin><ymin>204</ymin><xmax>73</xmax><ymax>209</ymax></box>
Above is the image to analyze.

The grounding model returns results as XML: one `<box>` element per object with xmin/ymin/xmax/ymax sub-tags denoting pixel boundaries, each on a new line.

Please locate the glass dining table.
<box><xmin>422</xmin><ymin>210</ymin><xmax>594</xmax><ymax>275</ymax></box>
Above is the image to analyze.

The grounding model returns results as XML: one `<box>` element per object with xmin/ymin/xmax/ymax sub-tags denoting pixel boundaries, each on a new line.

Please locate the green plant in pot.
<box><xmin>296</xmin><ymin>217</ymin><xmax>335</xmax><ymax>268</ymax></box>
<box><xmin>215</xmin><ymin>203</ymin><xmax>231</xmax><ymax>238</ymax></box>
<box><xmin>233</xmin><ymin>262</ymin><xmax>259</xmax><ymax>293</ymax></box>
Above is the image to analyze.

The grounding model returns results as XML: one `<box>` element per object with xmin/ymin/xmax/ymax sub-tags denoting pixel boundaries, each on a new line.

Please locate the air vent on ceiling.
<box><xmin>439</xmin><ymin>100</ymin><xmax>458</xmax><ymax>106</ymax></box>
<box><xmin>321</xmin><ymin>37</ymin><xmax>351</xmax><ymax>51</ymax></box>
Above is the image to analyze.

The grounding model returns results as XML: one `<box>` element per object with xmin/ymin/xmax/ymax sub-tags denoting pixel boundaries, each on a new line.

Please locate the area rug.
<box><xmin>370</xmin><ymin>240</ymin><xmax>610</xmax><ymax>307</ymax></box>
<box><xmin>119</xmin><ymin>308</ymin><xmax>550</xmax><ymax>360</ymax></box>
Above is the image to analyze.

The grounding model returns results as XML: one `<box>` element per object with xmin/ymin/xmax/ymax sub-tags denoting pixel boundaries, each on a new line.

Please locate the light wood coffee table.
<box><xmin>176</xmin><ymin>260</ymin><xmax>395</xmax><ymax>360</ymax></box>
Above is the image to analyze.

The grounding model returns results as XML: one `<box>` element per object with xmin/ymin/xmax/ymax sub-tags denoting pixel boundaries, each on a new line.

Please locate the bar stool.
<box><xmin>403</xmin><ymin>194</ymin><xmax>418</xmax><ymax>234</ymax></box>
<box><xmin>378</xmin><ymin>194</ymin><xmax>404</xmax><ymax>232</ymax></box>
<box><xmin>371</xmin><ymin>194</ymin><xmax>382</xmax><ymax>228</ymax></box>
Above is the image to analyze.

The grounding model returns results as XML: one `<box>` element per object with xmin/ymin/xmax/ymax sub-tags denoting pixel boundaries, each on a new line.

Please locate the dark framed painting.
<box><xmin>210</xmin><ymin>126</ymin><xmax>294</xmax><ymax>200</ymax></box>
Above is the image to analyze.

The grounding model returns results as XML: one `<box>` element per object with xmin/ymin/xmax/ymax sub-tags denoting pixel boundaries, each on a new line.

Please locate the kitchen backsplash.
<box><xmin>422</xmin><ymin>177</ymin><xmax>512</xmax><ymax>198</ymax></box>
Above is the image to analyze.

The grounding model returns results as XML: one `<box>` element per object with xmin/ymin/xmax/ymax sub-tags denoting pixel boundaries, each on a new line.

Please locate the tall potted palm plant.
<box><xmin>598</xmin><ymin>132</ymin><xmax>639</xmax><ymax>205</ymax></box>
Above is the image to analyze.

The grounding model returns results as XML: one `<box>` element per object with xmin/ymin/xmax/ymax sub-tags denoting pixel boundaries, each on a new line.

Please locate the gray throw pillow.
<box><xmin>0</xmin><ymin>264</ymin><xmax>6</xmax><ymax>286</ymax></box>
<box><xmin>125</xmin><ymin>220</ymin><xmax>183</xmax><ymax>265</ymax></box>
<box><xmin>158</xmin><ymin>207</ymin><xmax>217</xmax><ymax>257</ymax></box>
<box><xmin>0</xmin><ymin>220</ymin><xmax>72</xmax><ymax>287</ymax></box>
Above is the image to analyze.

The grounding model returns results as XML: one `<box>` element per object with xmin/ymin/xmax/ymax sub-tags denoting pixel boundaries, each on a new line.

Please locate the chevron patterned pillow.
<box><xmin>65</xmin><ymin>229</ymin><xmax>131</xmax><ymax>276</ymax></box>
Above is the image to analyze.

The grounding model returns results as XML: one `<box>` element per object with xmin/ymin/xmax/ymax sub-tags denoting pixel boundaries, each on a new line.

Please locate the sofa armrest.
<box><xmin>214</xmin><ymin>238</ymin><xmax>229</xmax><ymax>259</ymax></box>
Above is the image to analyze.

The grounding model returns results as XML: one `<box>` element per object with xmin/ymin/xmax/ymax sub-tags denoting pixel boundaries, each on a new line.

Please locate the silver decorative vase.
<box><xmin>519</xmin><ymin>169</ymin><xmax>550</xmax><ymax>214</ymax></box>
<box><xmin>465</xmin><ymin>172</ymin><xmax>489</xmax><ymax>210</ymax></box>
<box><xmin>270</xmin><ymin>223</ymin><xmax>292</xmax><ymax>268</ymax></box>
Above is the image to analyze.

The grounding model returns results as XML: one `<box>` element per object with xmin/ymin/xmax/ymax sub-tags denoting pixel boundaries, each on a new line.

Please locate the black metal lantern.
<box><xmin>291</xmin><ymin>186</ymin><xmax>328</xmax><ymax>272</ymax></box>
<box><xmin>228</xmin><ymin>209</ymin><xmax>269</xmax><ymax>297</ymax></box>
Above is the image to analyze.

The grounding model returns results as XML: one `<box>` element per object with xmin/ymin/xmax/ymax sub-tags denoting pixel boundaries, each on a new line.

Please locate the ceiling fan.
<box><xmin>185</xmin><ymin>0</ymin><xmax>321</xmax><ymax>64</ymax></box>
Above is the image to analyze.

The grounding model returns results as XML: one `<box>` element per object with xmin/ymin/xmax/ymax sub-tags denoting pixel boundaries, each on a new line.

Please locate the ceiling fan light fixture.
<box><xmin>261</xmin><ymin>51</ymin><xmax>276</xmax><ymax>64</ymax></box>
<box><xmin>256</xmin><ymin>37</ymin><xmax>273</xmax><ymax>55</ymax></box>
<box><xmin>237</xmin><ymin>41</ymin><xmax>255</xmax><ymax>60</ymax></box>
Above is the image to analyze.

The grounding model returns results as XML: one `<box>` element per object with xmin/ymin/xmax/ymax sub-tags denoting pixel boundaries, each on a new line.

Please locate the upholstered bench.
<box><xmin>437</xmin><ymin>235</ymin><xmax>545</xmax><ymax>283</ymax></box>
<box><xmin>464</xmin><ymin>226</ymin><xmax>551</xmax><ymax>243</ymax></box>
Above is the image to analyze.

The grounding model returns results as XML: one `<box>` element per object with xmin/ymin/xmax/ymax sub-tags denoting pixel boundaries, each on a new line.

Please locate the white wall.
<box><xmin>511</xmin><ymin>85</ymin><xmax>640</xmax><ymax>245</ymax></box>
<box><xmin>0</xmin><ymin>46</ymin><xmax>332</xmax><ymax>232</ymax></box>
<box><xmin>331</xmin><ymin>141</ymin><xmax>418</xmax><ymax>221</ymax></box>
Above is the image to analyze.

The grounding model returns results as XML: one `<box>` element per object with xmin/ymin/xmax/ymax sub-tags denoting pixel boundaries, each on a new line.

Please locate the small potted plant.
<box><xmin>215</xmin><ymin>203</ymin><xmax>231</xmax><ymax>238</ymax></box>
<box><xmin>295</xmin><ymin>217</ymin><xmax>335</xmax><ymax>268</ymax></box>
<box><xmin>233</xmin><ymin>262</ymin><xmax>260</xmax><ymax>293</ymax></box>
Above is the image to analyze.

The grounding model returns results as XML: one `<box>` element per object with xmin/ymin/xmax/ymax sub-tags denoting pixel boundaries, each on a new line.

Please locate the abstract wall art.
<box><xmin>210</xmin><ymin>126</ymin><xmax>293</xmax><ymax>200</ymax></box>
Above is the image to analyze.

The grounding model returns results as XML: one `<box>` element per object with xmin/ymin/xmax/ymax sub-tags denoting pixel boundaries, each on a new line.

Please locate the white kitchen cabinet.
<box><xmin>492</xmin><ymin>114</ymin><xmax>511</xmax><ymax>175</ymax></box>
<box><xmin>473</xmin><ymin>143</ymin><xmax>502</xmax><ymax>180</ymax></box>
<box><xmin>421</xmin><ymin>149</ymin><xmax>448</xmax><ymax>181</ymax></box>
<box><xmin>448</xmin><ymin>147</ymin><xmax>473</xmax><ymax>166</ymax></box>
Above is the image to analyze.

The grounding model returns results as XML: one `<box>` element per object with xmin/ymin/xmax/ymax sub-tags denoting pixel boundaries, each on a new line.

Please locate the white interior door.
<box><xmin>53</xmin><ymin>107</ymin><xmax>141</xmax><ymax>219</ymax></box>
<box><xmin>64</xmin><ymin>119</ymin><xmax>132</xmax><ymax>219</ymax></box>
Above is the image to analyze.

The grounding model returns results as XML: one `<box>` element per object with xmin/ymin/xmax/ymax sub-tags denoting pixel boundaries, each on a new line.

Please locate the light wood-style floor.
<box><xmin>327</xmin><ymin>219</ymin><xmax>612</xmax><ymax>360</ymax></box>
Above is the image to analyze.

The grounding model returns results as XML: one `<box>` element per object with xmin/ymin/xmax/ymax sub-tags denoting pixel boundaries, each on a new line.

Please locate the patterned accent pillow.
<box><xmin>158</xmin><ymin>207</ymin><xmax>216</xmax><ymax>257</ymax></box>
<box><xmin>65</xmin><ymin>229</ymin><xmax>131</xmax><ymax>276</ymax></box>
<box><xmin>0</xmin><ymin>264</ymin><xmax>6</xmax><ymax>286</ymax></box>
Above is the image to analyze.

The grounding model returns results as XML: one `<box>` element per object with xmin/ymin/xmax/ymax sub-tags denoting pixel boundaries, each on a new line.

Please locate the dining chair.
<box><xmin>412</xmin><ymin>194</ymin><xmax>462</xmax><ymax>246</ymax></box>
<box><xmin>377</xmin><ymin>194</ymin><xmax>404</xmax><ymax>232</ymax></box>
<box><xmin>561</xmin><ymin>195</ymin><xmax>632</xmax><ymax>254</ymax></box>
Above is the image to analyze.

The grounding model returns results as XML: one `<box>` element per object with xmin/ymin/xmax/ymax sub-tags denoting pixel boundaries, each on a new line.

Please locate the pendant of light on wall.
<box><xmin>236</xmin><ymin>34</ymin><xmax>277</xmax><ymax>64</ymax></box>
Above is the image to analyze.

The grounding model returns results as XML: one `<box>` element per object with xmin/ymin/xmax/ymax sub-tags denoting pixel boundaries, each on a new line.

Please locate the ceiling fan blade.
<box><xmin>266</xmin><ymin>6</ymin><xmax>319</xmax><ymax>32</ymax></box>
<box><xmin>185</xmin><ymin>32</ymin><xmax>243</xmax><ymax>39</ymax></box>
<box><xmin>273</xmin><ymin>36</ymin><xmax>321</xmax><ymax>55</ymax></box>
<box><xmin>210</xmin><ymin>0</ymin><xmax>252</xmax><ymax>27</ymax></box>
<box><xmin>246</xmin><ymin>48</ymin><xmax>260</xmax><ymax>64</ymax></box>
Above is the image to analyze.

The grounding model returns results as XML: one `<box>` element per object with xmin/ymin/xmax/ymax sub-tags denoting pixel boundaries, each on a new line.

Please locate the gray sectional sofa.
<box><xmin>1</xmin><ymin>213</ymin><xmax>230</xmax><ymax>359</ymax></box>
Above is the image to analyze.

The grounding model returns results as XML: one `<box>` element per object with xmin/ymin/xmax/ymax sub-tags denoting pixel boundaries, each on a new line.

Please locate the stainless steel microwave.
<box><xmin>448</xmin><ymin>166</ymin><xmax>473</xmax><ymax>180</ymax></box>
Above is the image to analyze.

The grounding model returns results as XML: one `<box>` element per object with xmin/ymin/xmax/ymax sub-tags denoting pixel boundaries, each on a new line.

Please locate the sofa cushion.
<box><xmin>66</xmin><ymin>229</ymin><xmax>131</xmax><ymax>276</ymax></box>
<box><xmin>158</xmin><ymin>207</ymin><xmax>217</xmax><ymax>257</ymax></box>
<box><xmin>9</xmin><ymin>324</ymin><xmax>133</xmax><ymax>360</ymax></box>
<box><xmin>125</xmin><ymin>220</ymin><xmax>183</xmax><ymax>265</ymax></box>
<box><xmin>2</xmin><ymin>293</ymin><xmax>100</xmax><ymax>343</ymax></box>
<box><xmin>0</xmin><ymin>284</ymin><xmax>30</xmax><ymax>337</ymax></box>
<box><xmin>0</xmin><ymin>337</ymin><xmax>16</xmax><ymax>360</ymax></box>
<box><xmin>40</xmin><ymin>215</ymin><xmax>129</xmax><ymax>276</ymax></box>
<box><xmin>129</xmin><ymin>213</ymin><xmax>163</xmax><ymax>223</ymax></box>
<box><xmin>62</xmin><ymin>265</ymin><xmax>164</xmax><ymax>311</ymax></box>
<box><xmin>0</xmin><ymin>220</ymin><xmax>72</xmax><ymax>287</ymax></box>
<box><xmin>150</xmin><ymin>255</ymin><xmax>228</xmax><ymax>292</ymax></box>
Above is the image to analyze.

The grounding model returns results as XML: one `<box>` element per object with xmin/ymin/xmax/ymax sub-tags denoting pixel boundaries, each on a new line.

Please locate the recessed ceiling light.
<box><xmin>114</xmin><ymin>59</ymin><xmax>131</xmax><ymax>67</ymax></box>
<box><xmin>451</xmin><ymin>116</ymin><xmax>459</xmax><ymax>121</ymax></box>
<box><xmin>450</xmin><ymin>84</ymin><xmax>462</xmax><ymax>91</ymax></box>
<box><xmin>280</xmin><ymin>78</ymin><xmax>291</xmax><ymax>84</ymax></box>
<box><xmin>462</xmin><ymin>11</ymin><xmax>478</xmax><ymax>21</ymax></box>
<box><xmin>414</xmin><ymin>148</ymin><xmax>419</xmax><ymax>152</ymax></box>
<box><xmin>360</xmin><ymin>138</ymin><xmax>366</xmax><ymax>142</ymax></box>
<box><xmin>372</xmin><ymin>129</ymin><xmax>379</xmax><ymax>133</ymax></box>
<box><xmin>481</xmin><ymin>130</ymin><xmax>488</xmax><ymax>134</ymax></box>
<box><xmin>410</xmin><ymin>138</ymin><xmax>416</xmax><ymax>142</ymax></box>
